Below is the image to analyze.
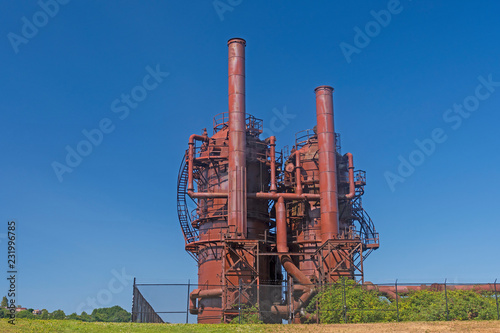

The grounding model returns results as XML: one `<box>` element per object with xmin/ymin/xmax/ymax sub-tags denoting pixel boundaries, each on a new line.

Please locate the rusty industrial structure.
<box><xmin>177</xmin><ymin>38</ymin><xmax>380</xmax><ymax>323</ymax></box>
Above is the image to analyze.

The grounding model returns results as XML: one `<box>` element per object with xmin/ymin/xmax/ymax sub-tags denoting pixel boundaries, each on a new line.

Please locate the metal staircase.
<box><xmin>351</xmin><ymin>196</ymin><xmax>379</xmax><ymax>269</ymax></box>
<box><xmin>177</xmin><ymin>152</ymin><xmax>199</xmax><ymax>261</ymax></box>
<box><xmin>351</xmin><ymin>196</ymin><xmax>379</xmax><ymax>250</ymax></box>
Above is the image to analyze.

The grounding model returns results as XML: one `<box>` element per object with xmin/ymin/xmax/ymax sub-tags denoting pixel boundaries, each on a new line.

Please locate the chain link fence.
<box><xmin>132</xmin><ymin>278</ymin><xmax>500</xmax><ymax>324</ymax></box>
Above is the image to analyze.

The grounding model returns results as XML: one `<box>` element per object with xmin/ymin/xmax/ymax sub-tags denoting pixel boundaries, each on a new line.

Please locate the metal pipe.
<box><xmin>197</xmin><ymin>288</ymin><xmax>223</xmax><ymax>298</ymax></box>
<box><xmin>276</xmin><ymin>197</ymin><xmax>288</xmax><ymax>253</ymax></box>
<box><xmin>189</xmin><ymin>288</ymin><xmax>223</xmax><ymax>315</ymax></box>
<box><xmin>344</xmin><ymin>152</ymin><xmax>355</xmax><ymax>199</ymax></box>
<box><xmin>187</xmin><ymin>132</ymin><xmax>209</xmax><ymax>191</ymax></box>
<box><xmin>315</xmin><ymin>85</ymin><xmax>339</xmax><ymax>241</ymax></box>
<box><xmin>188</xmin><ymin>191</ymin><xmax>321</xmax><ymax>200</ymax></box>
<box><xmin>247</xmin><ymin>192</ymin><xmax>320</xmax><ymax>201</ymax></box>
<box><xmin>294</xmin><ymin>150</ymin><xmax>302</xmax><ymax>195</ymax></box>
<box><xmin>275</xmin><ymin>196</ymin><xmax>311</xmax><ymax>285</ymax></box>
<box><xmin>280</xmin><ymin>255</ymin><xmax>312</xmax><ymax>286</ymax></box>
<box><xmin>188</xmin><ymin>191</ymin><xmax>228</xmax><ymax>199</ymax></box>
<box><xmin>269</xmin><ymin>136</ymin><xmax>277</xmax><ymax>192</ymax></box>
<box><xmin>273</xmin><ymin>196</ymin><xmax>314</xmax><ymax>317</ymax></box>
<box><xmin>228</xmin><ymin>38</ymin><xmax>247</xmax><ymax>238</ymax></box>
<box><xmin>271</xmin><ymin>274</ymin><xmax>314</xmax><ymax>317</ymax></box>
<box><xmin>189</xmin><ymin>298</ymin><xmax>198</xmax><ymax>315</ymax></box>
<box><xmin>364</xmin><ymin>283</ymin><xmax>500</xmax><ymax>300</ymax></box>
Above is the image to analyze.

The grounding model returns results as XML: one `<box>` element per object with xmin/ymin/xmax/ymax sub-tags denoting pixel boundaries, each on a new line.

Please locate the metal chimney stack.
<box><xmin>227</xmin><ymin>38</ymin><xmax>247</xmax><ymax>238</ymax></box>
<box><xmin>315</xmin><ymin>85</ymin><xmax>339</xmax><ymax>241</ymax></box>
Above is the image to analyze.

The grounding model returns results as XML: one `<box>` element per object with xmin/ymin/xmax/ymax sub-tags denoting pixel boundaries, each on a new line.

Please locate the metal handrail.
<box><xmin>177</xmin><ymin>152</ymin><xmax>199</xmax><ymax>251</ymax></box>
<box><xmin>213</xmin><ymin>112</ymin><xmax>263</xmax><ymax>134</ymax></box>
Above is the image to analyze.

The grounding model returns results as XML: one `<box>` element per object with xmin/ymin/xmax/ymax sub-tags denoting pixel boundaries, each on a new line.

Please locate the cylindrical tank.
<box><xmin>194</xmin><ymin>114</ymin><xmax>275</xmax><ymax>323</ymax></box>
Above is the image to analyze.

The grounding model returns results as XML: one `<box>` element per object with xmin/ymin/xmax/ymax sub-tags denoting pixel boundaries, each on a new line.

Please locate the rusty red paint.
<box><xmin>179</xmin><ymin>39</ymin><xmax>379</xmax><ymax>323</ymax></box>
<box><xmin>315</xmin><ymin>85</ymin><xmax>339</xmax><ymax>241</ymax></box>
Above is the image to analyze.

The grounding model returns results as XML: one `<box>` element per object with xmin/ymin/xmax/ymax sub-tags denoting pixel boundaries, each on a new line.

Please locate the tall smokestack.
<box><xmin>227</xmin><ymin>38</ymin><xmax>247</xmax><ymax>238</ymax></box>
<box><xmin>315</xmin><ymin>85</ymin><xmax>339</xmax><ymax>241</ymax></box>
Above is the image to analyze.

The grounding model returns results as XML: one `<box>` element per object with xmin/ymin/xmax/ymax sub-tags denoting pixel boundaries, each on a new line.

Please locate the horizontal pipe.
<box><xmin>188</xmin><ymin>190</ymin><xmax>228</xmax><ymax>199</ymax></box>
<box><xmin>363</xmin><ymin>283</ymin><xmax>499</xmax><ymax>300</ymax></box>
<box><xmin>188</xmin><ymin>191</ymin><xmax>320</xmax><ymax>201</ymax></box>
<box><xmin>248</xmin><ymin>192</ymin><xmax>320</xmax><ymax>201</ymax></box>
<box><xmin>188</xmin><ymin>288</ymin><xmax>223</xmax><ymax>315</ymax></box>
<box><xmin>190</xmin><ymin>288</ymin><xmax>223</xmax><ymax>300</ymax></box>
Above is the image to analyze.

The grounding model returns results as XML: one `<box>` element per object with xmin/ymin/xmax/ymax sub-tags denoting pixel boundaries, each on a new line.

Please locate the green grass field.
<box><xmin>3</xmin><ymin>319</ymin><xmax>500</xmax><ymax>332</ymax></box>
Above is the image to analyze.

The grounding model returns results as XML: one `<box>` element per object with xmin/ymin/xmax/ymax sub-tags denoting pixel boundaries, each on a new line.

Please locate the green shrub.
<box><xmin>307</xmin><ymin>280</ymin><xmax>498</xmax><ymax>323</ymax></box>
<box><xmin>307</xmin><ymin>278</ymin><xmax>395</xmax><ymax>323</ymax></box>
<box><xmin>230</xmin><ymin>304</ymin><xmax>263</xmax><ymax>324</ymax></box>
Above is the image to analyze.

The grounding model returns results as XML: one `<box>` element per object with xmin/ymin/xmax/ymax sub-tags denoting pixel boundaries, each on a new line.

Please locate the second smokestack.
<box><xmin>315</xmin><ymin>85</ymin><xmax>339</xmax><ymax>241</ymax></box>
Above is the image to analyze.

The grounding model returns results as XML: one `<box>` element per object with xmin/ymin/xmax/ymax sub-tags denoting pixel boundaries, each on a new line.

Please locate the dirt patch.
<box><xmin>264</xmin><ymin>321</ymin><xmax>500</xmax><ymax>333</ymax></box>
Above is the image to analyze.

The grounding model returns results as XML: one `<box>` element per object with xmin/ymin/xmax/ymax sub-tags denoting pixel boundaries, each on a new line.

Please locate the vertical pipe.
<box><xmin>276</xmin><ymin>196</ymin><xmax>288</xmax><ymax>252</ymax></box>
<box><xmin>294</xmin><ymin>151</ymin><xmax>302</xmax><ymax>195</ymax></box>
<box><xmin>187</xmin><ymin>144</ymin><xmax>194</xmax><ymax>191</ymax></box>
<box><xmin>187</xmin><ymin>132</ymin><xmax>208</xmax><ymax>192</ymax></box>
<box><xmin>344</xmin><ymin>153</ymin><xmax>355</xmax><ymax>199</ymax></box>
<box><xmin>269</xmin><ymin>136</ymin><xmax>277</xmax><ymax>192</ymax></box>
<box><xmin>315</xmin><ymin>85</ymin><xmax>339</xmax><ymax>241</ymax></box>
<box><xmin>228</xmin><ymin>38</ymin><xmax>247</xmax><ymax>238</ymax></box>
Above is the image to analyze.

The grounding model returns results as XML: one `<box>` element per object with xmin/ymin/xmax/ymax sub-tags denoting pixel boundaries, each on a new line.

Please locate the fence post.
<box><xmin>316</xmin><ymin>298</ymin><xmax>319</xmax><ymax>324</ymax></box>
<box><xmin>257</xmin><ymin>282</ymin><xmax>260</xmax><ymax>322</ymax></box>
<box><xmin>494</xmin><ymin>278</ymin><xmax>499</xmax><ymax>320</ymax></box>
<box><xmin>289</xmin><ymin>278</ymin><xmax>293</xmax><ymax>323</ymax></box>
<box><xmin>342</xmin><ymin>278</ymin><xmax>347</xmax><ymax>323</ymax></box>
<box><xmin>131</xmin><ymin>277</ymin><xmax>136</xmax><ymax>322</ymax></box>
<box><xmin>238</xmin><ymin>279</ymin><xmax>242</xmax><ymax>324</ymax></box>
<box><xmin>186</xmin><ymin>279</ymin><xmax>190</xmax><ymax>324</ymax></box>
<box><xmin>395</xmin><ymin>279</ymin><xmax>399</xmax><ymax>322</ymax></box>
<box><xmin>444</xmin><ymin>279</ymin><xmax>449</xmax><ymax>321</ymax></box>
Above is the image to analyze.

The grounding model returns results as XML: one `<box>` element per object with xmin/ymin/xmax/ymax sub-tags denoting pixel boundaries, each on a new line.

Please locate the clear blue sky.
<box><xmin>1</xmin><ymin>0</ymin><xmax>499</xmax><ymax>317</ymax></box>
